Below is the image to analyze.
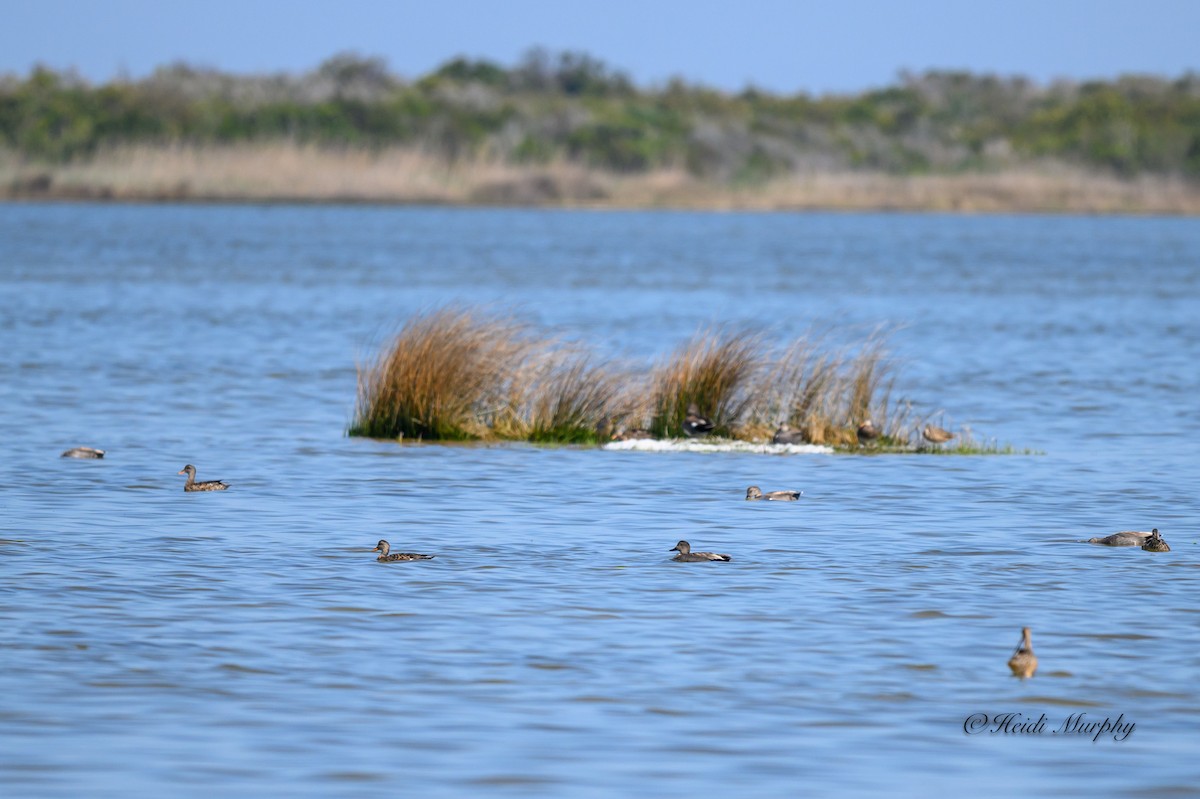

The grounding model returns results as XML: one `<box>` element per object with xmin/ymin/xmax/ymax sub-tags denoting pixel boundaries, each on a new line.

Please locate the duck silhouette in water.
<box><xmin>178</xmin><ymin>464</ymin><xmax>229</xmax><ymax>492</ymax></box>
<box><xmin>62</xmin><ymin>446</ymin><xmax>105</xmax><ymax>459</ymax></box>
<box><xmin>1141</xmin><ymin>529</ymin><xmax>1171</xmax><ymax>552</ymax></box>
<box><xmin>745</xmin><ymin>486</ymin><xmax>802</xmax><ymax>501</ymax></box>
<box><xmin>670</xmin><ymin>540</ymin><xmax>731</xmax><ymax>562</ymax></box>
<box><xmin>1088</xmin><ymin>528</ymin><xmax>1161</xmax><ymax>547</ymax></box>
<box><xmin>1007</xmin><ymin>627</ymin><xmax>1038</xmax><ymax>679</ymax></box>
<box><xmin>373</xmin><ymin>540</ymin><xmax>434</xmax><ymax>562</ymax></box>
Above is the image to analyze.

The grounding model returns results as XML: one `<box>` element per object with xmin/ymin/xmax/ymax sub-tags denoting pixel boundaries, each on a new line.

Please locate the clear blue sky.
<box><xmin>2</xmin><ymin>0</ymin><xmax>1196</xmax><ymax>94</ymax></box>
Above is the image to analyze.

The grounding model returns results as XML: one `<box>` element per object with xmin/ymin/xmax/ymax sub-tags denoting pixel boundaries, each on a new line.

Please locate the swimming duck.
<box><xmin>682</xmin><ymin>404</ymin><xmax>715</xmax><ymax>437</ymax></box>
<box><xmin>61</xmin><ymin>446</ymin><xmax>105</xmax><ymax>459</ymax></box>
<box><xmin>373</xmin><ymin>539</ymin><xmax>434</xmax><ymax>562</ymax></box>
<box><xmin>178</xmin><ymin>464</ymin><xmax>229</xmax><ymax>492</ymax></box>
<box><xmin>746</xmin><ymin>485</ymin><xmax>802</xmax><ymax>501</ymax></box>
<box><xmin>1007</xmin><ymin>627</ymin><xmax>1038</xmax><ymax>678</ymax></box>
<box><xmin>856</xmin><ymin>420</ymin><xmax>881</xmax><ymax>445</ymax></box>
<box><xmin>922</xmin><ymin>424</ymin><xmax>955</xmax><ymax>445</ymax></box>
<box><xmin>771</xmin><ymin>423</ymin><xmax>806</xmax><ymax>445</ymax></box>
<box><xmin>670</xmin><ymin>540</ymin><xmax>731</xmax><ymax>562</ymax></box>
<box><xmin>1088</xmin><ymin>529</ymin><xmax>1155</xmax><ymax>547</ymax></box>
<box><xmin>1141</xmin><ymin>529</ymin><xmax>1171</xmax><ymax>552</ymax></box>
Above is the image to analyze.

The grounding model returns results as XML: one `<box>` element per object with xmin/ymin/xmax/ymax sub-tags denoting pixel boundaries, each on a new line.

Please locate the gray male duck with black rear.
<box><xmin>670</xmin><ymin>540</ymin><xmax>731</xmax><ymax>562</ymax></box>
<box><xmin>1007</xmin><ymin>627</ymin><xmax>1038</xmax><ymax>679</ymax></box>
<box><xmin>1087</xmin><ymin>528</ymin><xmax>1168</xmax><ymax>548</ymax></box>
<box><xmin>178</xmin><ymin>464</ymin><xmax>229</xmax><ymax>492</ymax></box>
<box><xmin>682</xmin><ymin>404</ymin><xmax>715</xmax><ymax>437</ymax></box>
<box><xmin>62</xmin><ymin>446</ymin><xmax>105</xmax><ymax>459</ymax></box>
<box><xmin>746</xmin><ymin>485</ymin><xmax>802</xmax><ymax>501</ymax></box>
<box><xmin>373</xmin><ymin>539</ymin><xmax>434</xmax><ymax>562</ymax></box>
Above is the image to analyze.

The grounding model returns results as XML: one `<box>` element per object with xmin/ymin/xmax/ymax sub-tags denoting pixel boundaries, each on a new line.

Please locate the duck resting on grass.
<box><xmin>856</xmin><ymin>420</ymin><xmax>881</xmax><ymax>445</ymax></box>
<box><xmin>745</xmin><ymin>486</ymin><xmax>802</xmax><ymax>501</ymax></box>
<box><xmin>682</xmin><ymin>404</ymin><xmax>715</xmax><ymax>437</ymax></box>
<box><xmin>373</xmin><ymin>540</ymin><xmax>434</xmax><ymax>562</ymax></box>
<box><xmin>178</xmin><ymin>464</ymin><xmax>229</xmax><ymax>492</ymax></box>
<box><xmin>670</xmin><ymin>540</ymin><xmax>731</xmax><ymax>562</ymax></box>
<box><xmin>771</xmin><ymin>423</ymin><xmax>806</xmax><ymax>445</ymax></box>
<box><xmin>922</xmin><ymin>424</ymin><xmax>955</xmax><ymax>445</ymax></box>
<box><xmin>1007</xmin><ymin>627</ymin><xmax>1038</xmax><ymax>678</ymax></box>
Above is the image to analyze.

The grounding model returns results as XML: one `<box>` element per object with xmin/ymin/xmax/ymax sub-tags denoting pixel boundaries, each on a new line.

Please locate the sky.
<box><xmin>1</xmin><ymin>0</ymin><xmax>1197</xmax><ymax>94</ymax></box>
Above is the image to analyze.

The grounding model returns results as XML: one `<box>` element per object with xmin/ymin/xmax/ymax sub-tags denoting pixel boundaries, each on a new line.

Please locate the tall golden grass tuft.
<box><xmin>350</xmin><ymin>307</ymin><xmax>539</xmax><ymax>441</ymax></box>
<box><xmin>750</xmin><ymin>336</ymin><xmax>848</xmax><ymax>444</ymax></box>
<box><xmin>523</xmin><ymin>353</ymin><xmax>628</xmax><ymax>443</ymax></box>
<box><xmin>648</xmin><ymin>330</ymin><xmax>762</xmax><ymax>438</ymax></box>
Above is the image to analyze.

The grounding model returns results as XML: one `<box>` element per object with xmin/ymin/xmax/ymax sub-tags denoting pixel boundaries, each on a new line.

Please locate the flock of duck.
<box><xmin>607</xmin><ymin>404</ymin><xmax>956</xmax><ymax>450</ymax></box>
<box><xmin>60</xmin><ymin>441</ymin><xmax>1172</xmax><ymax>677</ymax></box>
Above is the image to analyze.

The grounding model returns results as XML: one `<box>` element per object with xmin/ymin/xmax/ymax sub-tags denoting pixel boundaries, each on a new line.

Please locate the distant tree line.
<box><xmin>3</xmin><ymin>49</ymin><xmax>1199</xmax><ymax>179</ymax></box>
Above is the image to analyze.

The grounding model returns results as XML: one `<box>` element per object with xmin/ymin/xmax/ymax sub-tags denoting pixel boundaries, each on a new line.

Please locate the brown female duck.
<box><xmin>1007</xmin><ymin>627</ymin><xmax>1038</xmax><ymax>679</ymax></box>
<box><xmin>670</xmin><ymin>540</ymin><xmax>731</xmax><ymax>562</ymax></box>
<box><xmin>178</xmin><ymin>464</ymin><xmax>229</xmax><ymax>492</ymax></box>
<box><xmin>922</xmin><ymin>424</ymin><xmax>955</xmax><ymax>445</ymax></box>
<box><xmin>1141</xmin><ymin>529</ymin><xmax>1171</xmax><ymax>552</ymax></box>
<box><xmin>373</xmin><ymin>540</ymin><xmax>434</xmax><ymax>562</ymax></box>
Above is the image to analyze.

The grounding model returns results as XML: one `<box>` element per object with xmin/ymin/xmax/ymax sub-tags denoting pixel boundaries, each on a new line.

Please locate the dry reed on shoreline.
<box><xmin>350</xmin><ymin>307</ymin><xmax>539</xmax><ymax>440</ymax></box>
<box><xmin>6</xmin><ymin>144</ymin><xmax>1200</xmax><ymax>214</ymax></box>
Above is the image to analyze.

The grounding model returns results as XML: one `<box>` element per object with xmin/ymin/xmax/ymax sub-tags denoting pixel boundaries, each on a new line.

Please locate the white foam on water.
<box><xmin>602</xmin><ymin>438</ymin><xmax>834</xmax><ymax>455</ymax></box>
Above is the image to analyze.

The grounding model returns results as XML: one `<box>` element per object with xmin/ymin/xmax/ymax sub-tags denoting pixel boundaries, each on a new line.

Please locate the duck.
<box><xmin>1088</xmin><ymin>529</ymin><xmax>1156</xmax><ymax>547</ymax></box>
<box><xmin>771</xmin><ymin>423</ymin><xmax>806</xmax><ymax>445</ymax></box>
<box><xmin>856</xmin><ymin>420</ymin><xmax>881</xmax><ymax>445</ymax></box>
<box><xmin>922</xmin><ymin>424</ymin><xmax>955</xmax><ymax>445</ymax></box>
<box><xmin>746</xmin><ymin>485</ymin><xmax>802</xmax><ymax>501</ymax></box>
<box><xmin>670</xmin><ymin>540</ymin><xmax>731</xmax><ymax>562</ymax></box>
<box><xmin>1007</xmin><ymin>626</ymin><xmax>1038</xmax><ymax>678</ymax></box>
<box><xmin>61</xmin><ymin>446</ymin><xmax>105</xmax><ymax>459</ymax></box>
<box><xmin>611</xmin><ymin>425</ymin><xmax>654</xmax><ymax>441</ymax></box>
<box><xmin>373</xmin><ymin>539</ymin><xmax>434</xmax><ymax>562</ymax></box>
<box><xmin>1141</xmin><ymin>528</ymin><xmax>1171</xmax><ymax>552</ymax></box>
<box><xmin>682</xmin><ymin>404</ymin><xmax>715</xmax><ymax>437</ymax></box>
<box><xmin>178</xmin><ymin>464</ymin><xmax>229</xmax><ymax>492</ymax></box>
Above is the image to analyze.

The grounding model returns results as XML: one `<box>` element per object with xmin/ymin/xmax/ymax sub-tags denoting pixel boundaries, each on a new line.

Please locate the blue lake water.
<box><xmin>1</xmin><ymin>204</ymin><xmax>1198</xmax><ymax>797</ymax></box>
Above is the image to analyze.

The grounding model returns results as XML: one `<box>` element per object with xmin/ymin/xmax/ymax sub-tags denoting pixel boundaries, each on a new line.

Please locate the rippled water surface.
<box><xmin>2</xmin><ymin>205</ymin><xmax>1199</xmax><ymax>797</ymax></box>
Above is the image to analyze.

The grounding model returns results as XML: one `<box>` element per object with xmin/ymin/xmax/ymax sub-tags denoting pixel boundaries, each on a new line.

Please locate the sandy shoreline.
<box><xmin>4</xmin><ymin>144</ymin><xmax>1199</xmax><ymax>214</ymax></box>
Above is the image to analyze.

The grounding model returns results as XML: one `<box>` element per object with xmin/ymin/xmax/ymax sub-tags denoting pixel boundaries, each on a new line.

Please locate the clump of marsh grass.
<box><xmin>648</xmin><ymin>329</ymin><xmax>762</xmax><ymax>438</ymax></box>
<box><xmin>749</xmin><ymin>336</ymin><xmax>847</xmax><ymax>444</ymax></box>
<box><xmin>522</xmin><ymin>352</ymin><xmax>629</xmax><ymax>444</ymax></box>
<box><xmin>349</xmin><ymin>304</ymin><xmax>1015</xmax><ymax>454</ymax></box>
<box><xmin>349</xmin><ymin>307</ymin><xmax>539</xmax><ymax>440</ymax></box>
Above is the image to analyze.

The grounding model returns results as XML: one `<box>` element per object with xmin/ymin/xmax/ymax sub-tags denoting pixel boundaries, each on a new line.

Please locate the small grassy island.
<box><xmin>349</xmin><ymin>306</ymin><xmax>1025</xmax><ymax>454</ymax></box>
